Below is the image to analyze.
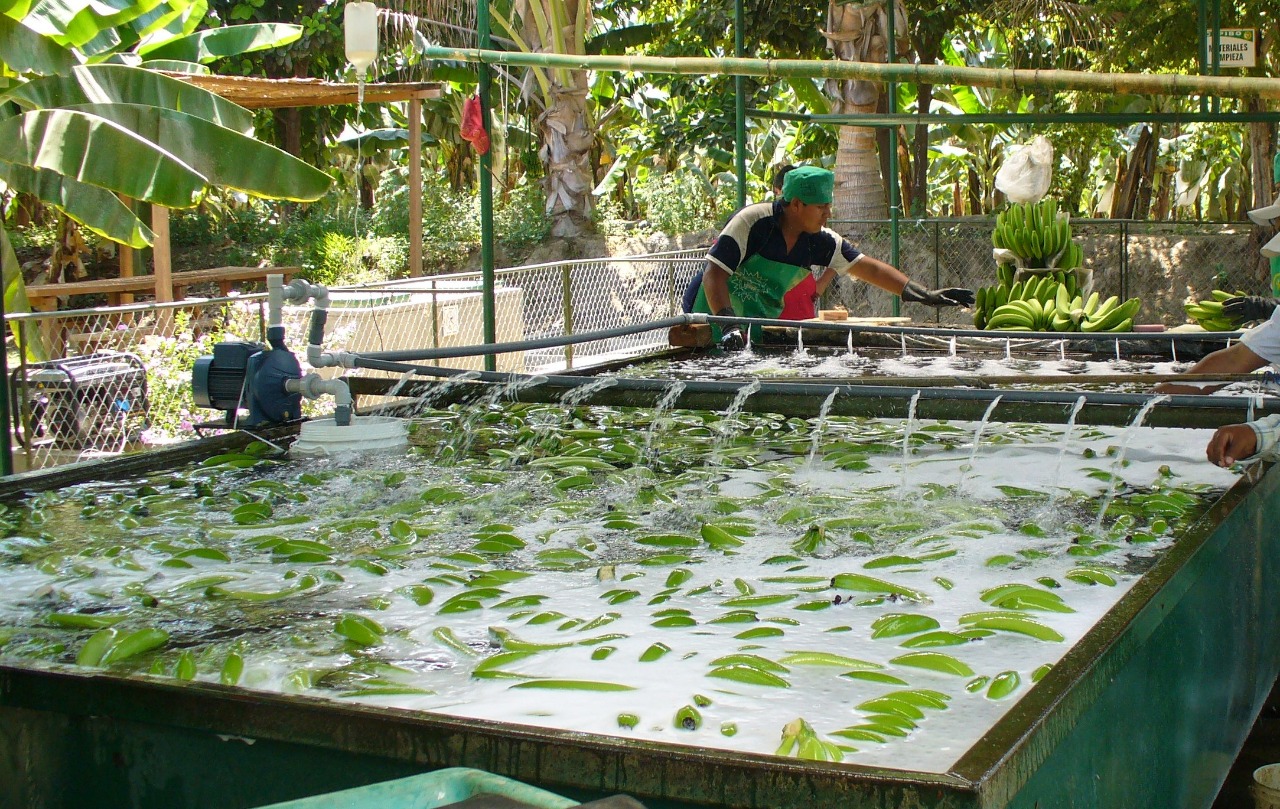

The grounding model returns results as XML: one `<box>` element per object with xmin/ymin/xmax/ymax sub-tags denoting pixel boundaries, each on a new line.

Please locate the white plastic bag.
<box><xmin>995</xmin><ymin>136</ymin><xmax>1054</xmax><ymax>203</ymax></box>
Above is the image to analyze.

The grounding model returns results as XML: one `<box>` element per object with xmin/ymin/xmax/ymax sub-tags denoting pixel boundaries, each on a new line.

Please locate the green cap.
<box><xmin>782</xmin><ymin>166</ymin><xmax>834</xmax><ymax>205</ymax></box>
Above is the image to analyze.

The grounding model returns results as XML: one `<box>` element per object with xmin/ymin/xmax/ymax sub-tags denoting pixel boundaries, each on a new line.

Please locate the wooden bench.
<box><xmin>25</xmin><ymin>266</ymin><xmax>300</xmax><ymax>312</ymax></box>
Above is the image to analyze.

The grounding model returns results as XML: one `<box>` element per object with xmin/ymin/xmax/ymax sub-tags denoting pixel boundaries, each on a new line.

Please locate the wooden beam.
<box><xmin>152</xmin><ymin>206</ymin><xmax>172</xmax><ymax>303</ymax></box>
<box><xmin>409</xmin><ymin>97</ymin><xmax>423</xmax><ymax>277</ymax></box>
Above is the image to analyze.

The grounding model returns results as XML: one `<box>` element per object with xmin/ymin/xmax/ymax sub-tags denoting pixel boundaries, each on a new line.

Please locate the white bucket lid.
<box><xmin>291</xmin><ymin>415</ymin><xmax>409</xmax><ymax>457</ymax></box>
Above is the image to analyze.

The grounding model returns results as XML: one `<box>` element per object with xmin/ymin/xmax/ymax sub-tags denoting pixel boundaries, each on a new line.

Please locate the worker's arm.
<box><xmin>846</xmin><ymin>256</ymin><xmax>909</xmax><ymax>294</ymax></box>
<box><xmin>701</xmin><ymin>262</ymin><xmax>746</xmax><ymax>350</ymax></box>
<box><xmin>814</xmin><ymin>268</ymin><xmax>838</xmax><ymax>296</ymax></box>
<box><xmin>846</xmin><ymin>256</ymin><xmax>975</xmax><ymax>307</ymax></box>
<box><xmin>1154</xmin><ymin>342</ymin><xmax>1269</xmax><ymax>395</ymax></box>
<box><xmin>702</xmin><ymin>263</ymin><xmax>734</xmax><ymax>316</ymax></box>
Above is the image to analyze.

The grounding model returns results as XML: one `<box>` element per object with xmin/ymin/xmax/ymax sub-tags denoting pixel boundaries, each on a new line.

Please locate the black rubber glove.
<box><xmin>714</xmin><ymin>306</ymin><xmax>746</xmax><ymax>351</ymax></box>
<box><xmin>900</xmin><ymin>281</ymin><xmax>975</xmax><ymax>308</ymax></box>
<box><xmin>1222</xmin><ymin>295</ymin><xmax>1279</xmax><ymax>326</ymax></box>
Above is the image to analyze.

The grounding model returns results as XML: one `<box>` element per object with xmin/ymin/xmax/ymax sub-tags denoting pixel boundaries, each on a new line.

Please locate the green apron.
<box><xmin>692</xmin><ymin>254</ymin><xmax>811</xmax><ymax>342</ymax></box>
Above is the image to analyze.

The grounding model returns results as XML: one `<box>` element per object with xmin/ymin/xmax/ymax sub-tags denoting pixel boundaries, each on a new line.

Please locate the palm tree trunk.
<box><xmin>540</xmin><ymin>81</ymin><xmax>594</xmax><ymax>238</ymax></box>
<box><xmin>825</xmin><ymin>0</ymin><xmax>907</xmax><ymax>236</ymax></box>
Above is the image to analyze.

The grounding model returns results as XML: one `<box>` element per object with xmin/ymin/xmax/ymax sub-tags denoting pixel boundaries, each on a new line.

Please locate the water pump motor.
<box><xmin>192</xmin><ymin>327</ymin><xmax>303</xmax><ymax>427</ymax></box>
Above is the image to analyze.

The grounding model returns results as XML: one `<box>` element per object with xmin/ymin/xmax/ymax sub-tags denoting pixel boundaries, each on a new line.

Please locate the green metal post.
<box><xmin>887</xmin><ymin>3</ymin><xmax>901</xmax><ymax>318</ymax></box>
<box><xmin>1198</xmin><ymin>0</ymin><xmax>1208</xmax><ymax>114</ymax></box>
<box><xmin>562</xmin><ymin>265</ymin><xmax>574</xmax><ymax>370</ymax></box>
<box><xmin>478</xmin><ymin>0</ymin><xmax>497</xmax><ymax>372</ymax></box>
<box><xmin>0</xmin><ymin>227</ymin><xmax>15</xmax><ymax>476</ymax></box>
<box><xmin>733</xmin><ymin>0</ymin><xmax>746</xmax><ymax>209</ymax></box>
<box><xmin>1211</xmin><ymin>0</ymin><xmax>1221</xmax><ymax>114</ymax></box>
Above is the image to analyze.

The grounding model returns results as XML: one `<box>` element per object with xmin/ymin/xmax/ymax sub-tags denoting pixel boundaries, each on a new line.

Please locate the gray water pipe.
<box><xmin>344</xmin><ymin>313</ymin><xmax>1236</xmax><ymax>365</ymax></box>
<box><xmin>276</xmin><ymin>279</ymin><xmax>332</xmax><ymax>367</ymax></box>
<box><xmin>287</xmin><ymin>374</ymin><xmax>353</xmax><ymax>426</ymax></box>
<box><xmin>345</xmin><ymin>357</ymin><xmax>1280</xmax><ymax>429</ymax></box>
<box><xmin>352</xmin><ymin>314</ymin><xmax>703</xmax><ymax>362</ymax></box>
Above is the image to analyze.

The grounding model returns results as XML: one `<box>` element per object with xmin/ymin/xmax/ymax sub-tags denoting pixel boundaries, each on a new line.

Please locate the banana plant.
<box><xmin>0</xmin><ymin>0</ymin><xmax>330</xmax><ymax>358</ymax></box>
<box><xmin>491</xmin><ymin>0</ymin><xmax>596</xmax><ymax>237</ymax></box>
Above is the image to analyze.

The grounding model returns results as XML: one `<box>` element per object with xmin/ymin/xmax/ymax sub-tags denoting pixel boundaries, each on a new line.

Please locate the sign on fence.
<box><xmin>1211</xmin><ymin>28</ymin><xmax>1257</xmax><ymax>68</ymax></box>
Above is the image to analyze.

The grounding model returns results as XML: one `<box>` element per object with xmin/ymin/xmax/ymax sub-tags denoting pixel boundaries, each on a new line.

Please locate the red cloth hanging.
<box><xmin>460</xmin><ymin>94</ymin><xmax>491</xmax><ymax>155</ymax></box>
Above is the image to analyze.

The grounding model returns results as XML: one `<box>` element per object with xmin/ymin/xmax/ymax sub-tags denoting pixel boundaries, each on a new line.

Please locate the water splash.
<box><xmin>456</xmin><ymin>375</ymin><xmax>548</xmax><ymax>458</ymax></box>
<box><xmin>711</xmin><ymin>379</ymin><xmax>762</xmax><ymax>468</ymax></box>
<box><xmin>1043</xmin><ymin>396</ymin><xmax>1088</xmax><ymax>511</ymax></box>
<box><xmin>899</xmin><ymin>391</ymin><xmax>921</xmax><ymax>490</ymax></box>
<box><xmin>806</xmin><ymin>388</ymin><xmax>841</xmax><ymax>469</ymax></box>
<box><xmin>560</xmin><ymin>376</ymin><xmax>619</xmax><ymax>408</ymax></box>
<box><xmin>642</xmin><ymin>380</ymin><xmax>687</xmax><ymax>465</ymax></box>
<box><xmin>1091</xmin><ymin>394</ymin><xmax>1167</xmax><ymax>535</ymax></box>
<box><xmin>956</xmin><ymin>395</ymin><xmax>1003</xmax><ymax>495</ymax></box>
<box><xmin>385</xmin><ymin>369</ymin><xmax>418</xmax><ymax>400</ymax></box>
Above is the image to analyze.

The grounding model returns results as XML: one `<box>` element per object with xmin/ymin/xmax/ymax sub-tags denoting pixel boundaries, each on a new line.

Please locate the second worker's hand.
<box><xmin>1221</xmin><ymin>295</ymin><xmax>1279</xmax><ymax>327</ymax></box>
<box><xmin>1205</xmin><ymin>423</ymin><xmax>1257</xmax><ymax>468</ymax></box>
<box><xmin>900</xmin><ymin>281</ymin><xmax>976</xmax><ymax>308</ymax></box>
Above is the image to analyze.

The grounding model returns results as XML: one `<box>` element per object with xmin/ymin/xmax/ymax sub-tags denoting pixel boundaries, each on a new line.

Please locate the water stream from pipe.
<box><xmin>957</xmin><ymin>395</ymin><xmax>1003</xmax><ymax>495</ymax></box>
<box><xmin>806</xmin><ymin>388</ymin><xmax>841</xmax><ymax>469</ymax></box>
<box><xmin>1091</xmin><ymin>395</ymin><xmax>1167</xmax><ymax>535</ymax></box>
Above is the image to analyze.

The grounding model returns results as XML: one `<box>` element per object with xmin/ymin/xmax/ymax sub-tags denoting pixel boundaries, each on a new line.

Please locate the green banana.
<box><xmin>99</xmin><ymin>627</ymin><xmax>170</xmax><ymax>666</ymax></box>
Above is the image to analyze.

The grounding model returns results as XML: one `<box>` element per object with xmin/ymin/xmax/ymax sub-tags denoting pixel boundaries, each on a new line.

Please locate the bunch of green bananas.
<box><xmin>1054</xmin><ymin>289</ymin><xmax>1142</xmax><ymax>333</ymax></box>
<box><xmin>992</xmin><ymin>198</ymin><xmax>1078</xmax><ymax>268</ymax></box>
<box><xmin>973</xmin><ymin>271</ymin><xmax>1079</xmax><ymax>330</ymax></box>
<box><xmin>1183</xmin><ymin>290</ymin><xmax>1246</xmax><ymax>331</ymax></box>
<box><xmin>974</xmin><ymin>272</ymin><xmax>1140</xmax><ymax>332</ymax></box>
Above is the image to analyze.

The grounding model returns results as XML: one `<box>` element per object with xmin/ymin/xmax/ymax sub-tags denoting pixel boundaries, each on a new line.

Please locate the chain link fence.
<box><xmin>2</xmin><ymin>224</ymin><xmax>1264</xmax><ymax>471</ymax></box>
<box><xmin>827</xmin><ymin>218</ymin><xmax>1268</xmax><ymax>327</ymax></box>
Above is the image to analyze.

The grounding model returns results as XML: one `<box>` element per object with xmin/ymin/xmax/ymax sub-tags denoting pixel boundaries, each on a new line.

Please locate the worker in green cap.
<box><xmin>690</xmin><ymin>165</ymin><xmax>975</xmax><ymax>350</ymax></box>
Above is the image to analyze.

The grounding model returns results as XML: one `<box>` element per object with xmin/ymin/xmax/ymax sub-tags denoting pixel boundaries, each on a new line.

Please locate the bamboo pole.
<box><xmin>421</xmin><ymin>46</ymin><xmax>1280</xmax><ymax>101</ymax></box>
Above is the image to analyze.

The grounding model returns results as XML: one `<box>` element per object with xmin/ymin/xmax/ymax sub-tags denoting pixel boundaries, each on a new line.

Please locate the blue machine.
<box><xmin>192</xmin><ymin>326</ymin><xmax>303</xmax><ymax>428</ymax></box>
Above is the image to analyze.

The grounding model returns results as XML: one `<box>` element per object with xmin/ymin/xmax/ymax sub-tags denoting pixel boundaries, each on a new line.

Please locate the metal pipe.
<box><xmin>287</xmin><ymin>374</ymin><xmax>353</xmax><ymax>426</ymax></box>
<box><xmin>346</xmin><ymin>363</ymin><xmax>1279</xmax><ymax>429</ymax></box>
<box><xmin>733</xmin><ymin>0</ymin><xmax>746</xmax><ymax>210</ymax></box>
<box><xmin>354</xmin><ymin>314</ymin><xmax>698</xmax><ymax>361</ymax></box>
<box><xmin>477</xmin><ymin>0</ymin><xmax>496</xmax><ymax>373</ymax></box>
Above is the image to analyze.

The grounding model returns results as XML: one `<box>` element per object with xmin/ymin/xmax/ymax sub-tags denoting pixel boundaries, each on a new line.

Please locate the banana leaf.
<box><xmin>0</xmin><ymin>0</ymin><xmax>36</xmax><ymax>21</ymax></box>
<box><xmin>0</xmin><ymin>223</ymin><xmax>48</xmax><ymax>361</ymax></box>
<box><xmin>0</xmin><ymin>13</ymin><xmax>76</xmax><ymax>75</ymax></box>
<box><xmin>0</xmin><ymin>162</ymin><xmax>153</xmax><ymax>247</ymax></box>
<box><xmin>0</xmin><ymin>107</ymin><xmax>207</xmax><ymax>208</ymax></box>
<box><xmin>65</xmin><ymin>102</ymin><xmax>331</xmax><ymax>201</ymax></box>
<box><xmin>21</xmin><ymin>0</ymin><xmax>166</xmax><ymax>48</ymax></box>
<box><xmin>137</xmin><ymin>22</ymin><xmax>300</xmax><ymax>63</ymax></box>
<box><xmin>7</xmin><ymin>64</ymin><xmax>252</xmax><ymax>134</ymax></box>
<box><xmin>138</xmin><ymin>59</ymin><xmax>208</xmax><ymax>74</ymax></box>
<box><xmin>126</xmin><ymin>0</ymin><xmax>203</xmax><ymax>42</ymax></box>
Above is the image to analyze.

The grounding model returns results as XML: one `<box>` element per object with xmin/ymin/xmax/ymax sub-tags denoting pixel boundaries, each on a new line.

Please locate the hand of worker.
<box><xmin>1221</xmin><ymin>295</ymin><xmax>1279</xmax><ymax>326</ymax></box>
<box><xmin>714</xmin><ymin>306</ymin><xmax>746</xmax><ymax>351</ymax></box>
<box><xmin>1205</xmin><ymin>423</ymin><xmax>1258</xmax><ymax>468</ymax></box>
<box><xmin>900</xmin><ymin>281</ymin><xmax>976</xmax><ymax>308</ymax></box>
<box><xmin>718</xmin><ymin>326</ymin><xmax>746</xmax><ymax>351</ymax></box>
